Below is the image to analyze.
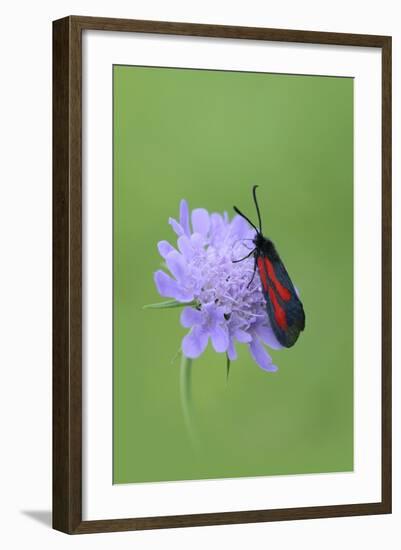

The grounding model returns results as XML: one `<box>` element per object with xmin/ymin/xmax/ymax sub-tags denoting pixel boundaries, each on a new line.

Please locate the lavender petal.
<box><xmin>180</xmin><ymin>307</ymin><xmax>202</xmax><ymax>328</ymax></box>
<box><xmin>227</xmin><ymin>338</ymin><xmax>237</xmax><ymax>360</ymax></box>
<box><xmin>209</xmin><ymin>213</ymin><xmax>225</xmax><ymax>245</ymax></box>
<box><xmin>255</xmin><ymin>324</ymin><xmax>283</xmax><ymax>350</ymax></box>
<box><xmin>154</xmin><ymin>270</ymin><xmax>193</xmax><ymax>302</ymax></box>
<box><xmin>249</xmin><ymin>339</ymin><xmax>278</xmax><ymax>372</ymax></box>
<box><xmin>208</xmin><ymin>304</ymin><xmax>226</xmax><ymax>324</ymax></box>
<box><xmin>165</xmin><ymin>250</ymin><xmax>188</xmax><ymax>282</ymax></box>
<box><xmin>191</xmin><ymin>208</ymin><xmax>210</xmax><ymax>237</ymax></box>
<box><xmin>179</xmin><ymin>199</ymin><xmax>191</xmax><ymax>236</ymax></box>
<box><xmin>157</xmin><ymin>240</ymin><xmax>175</xmax><ymax>259</ymax></box>
<box><xmin>168</xmin><ymin>217</ymin><xmax>184</xmax><ymax>237</ymax></box>
<box><xmin>177</xmin><ymin>235</ymin><xmax>195</xmax><ymax>260</ymax></box>
<box><xmin>190</xmin><ymin>232</ymin><xmax>205</xmax><ymax>249</ymax></box>
<box><xmin>230</xmin><ymin>214</ymin><xmax>254</xmax><ymax>239</ymax></box>
<box><xmin>210</xmin><ymin>325</ymin><xmax>229</xmax><ymax>353</ymax></box>
<box><xmin>234</xmin><ymin>328</ymin><xmax>252</xmax><ymax>343</ymax></box>
<box><xmin>182</xmin><ymin>326</ymin><xmax>208</xmax><ymax>358</ymax></box>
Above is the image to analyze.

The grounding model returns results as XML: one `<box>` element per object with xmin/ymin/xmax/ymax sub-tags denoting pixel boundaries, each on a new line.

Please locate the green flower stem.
<box><xmin>180</xmin><ymin>354</ymin><xmax>199</xmax><ymax>450</ymax></box>
<box><xmin>143</xmin><ymin>299</ymin><xmax>198</xmax><ymax>310</ymax></box>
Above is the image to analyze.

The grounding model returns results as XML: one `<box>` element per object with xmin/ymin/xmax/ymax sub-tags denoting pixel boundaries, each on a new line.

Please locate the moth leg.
<box><xmin>232</xmin><ymin>248</ymin><xmax>256</xmax><ymax>263</ymax></box>
<box><xmin>247</xmin><ymin>256</ymin><xmax>258</xmax><ymax>288</ymax></box>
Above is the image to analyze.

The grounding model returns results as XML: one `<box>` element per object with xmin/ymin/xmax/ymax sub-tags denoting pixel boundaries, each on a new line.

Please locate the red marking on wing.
<box><xmin>264</xmin><ymin>258</ymin><xmax>291</xmax><ymax>302</ymax></box>
<box><xmin>268</xmin><ymin>287</ymin><xmax>288</xmax><ymax>330</ymax></box>
<box><xmin>257</xmin><ymin>257</ymin><xmax>268</xmax><ymax>291</ymax></box>
<box><xmin>257</xmin><ymin>257</ymin><xmax>288</xmax><ymax>330</ymax></box>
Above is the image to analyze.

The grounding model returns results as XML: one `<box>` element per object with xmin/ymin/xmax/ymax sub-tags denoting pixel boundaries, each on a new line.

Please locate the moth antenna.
<box><xmin>233</xmin><ymin>206</ymin><xmax>259</xmax><ymax>233</ymax></box>
<box><xmin>252</xmin><ymin>185</ymin><xmax>263</xmax><ymax>234</ymax></box>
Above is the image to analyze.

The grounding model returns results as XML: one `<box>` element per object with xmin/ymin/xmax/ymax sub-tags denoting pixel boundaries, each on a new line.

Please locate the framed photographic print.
<box><xmin>53</xmin><ymin>16</ymin><xmax>392</xmax><ymax>534</ymax></box>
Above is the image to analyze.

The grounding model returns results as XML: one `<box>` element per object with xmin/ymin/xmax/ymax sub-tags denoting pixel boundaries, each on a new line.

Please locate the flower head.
<box><xmin>154</xmin><ymin>199</ymin><xmax>282</xmax><ymax>372</ymax></box>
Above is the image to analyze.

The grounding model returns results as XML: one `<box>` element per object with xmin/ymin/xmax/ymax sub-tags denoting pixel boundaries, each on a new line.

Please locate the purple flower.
<box><xmin>153</xmin><ymin>199</ymin><xmax>283</xmax><ymax>372</ymax></box>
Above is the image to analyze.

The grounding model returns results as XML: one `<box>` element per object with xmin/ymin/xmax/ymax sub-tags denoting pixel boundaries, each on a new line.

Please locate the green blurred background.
<box><xmin>113</xmin><ymin>65</ymin><xmax>353</xmax><ymax>484</ymax></box>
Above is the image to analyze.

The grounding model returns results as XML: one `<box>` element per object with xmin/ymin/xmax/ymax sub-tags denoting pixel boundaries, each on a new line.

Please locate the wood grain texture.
<box><xmin>381</xmin><ymin>36</ymin><xmax>392</xmax><ymax>514</ymax></box>
<box><xmin>52</xmin><ymin>16</ymin><xmax>82</xmax><ymax>534</ymax></box>
<box><xmin>74</xmin><ymin>502</ymin><xmax>388</xmax><ymax>534</ymax></box>
<box><xmin>71</xmin><ymin>15</ymin><xmax>389</xmax><ymax>47</ymax></box>
<box><xmin>52</xmin><ymin>15</ymin><xmax>392</xmax><ymax>534</ymax></box>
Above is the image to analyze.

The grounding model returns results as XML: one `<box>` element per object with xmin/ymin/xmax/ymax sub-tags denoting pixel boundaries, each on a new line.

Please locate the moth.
<box><xmin>233</xmin><ymin>186</ymin><xmax>305</xmax><ymax>347</ymax></box>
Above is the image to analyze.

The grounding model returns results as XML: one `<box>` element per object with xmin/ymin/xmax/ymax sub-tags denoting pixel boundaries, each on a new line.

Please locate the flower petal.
<box><xmin>230</xmin><ymin>214</ymin><xmax>254</xmax><ymax>239</ymax></box>
<box><xmin>227</xmin><ymin>338</ymin><xmax>237</xmax><ymax>360</ymax></box>
<box><xmin>177</xmin><ymin>235</ymin><xmax>194</xmax><ymax>260</ymax></box>
<box><xmin>154</xmin><ymin>270</ymin><xmax>193</xmax><ymax>302</ymax></box>
<box><xmin>209</xmin><ymin>213</ymin><xmax>225</xmax><ymax>245</ymax></box>
<box><xmin>157</xmin><ymin>240</ymin><xmax>175</xmax><ymax>259</ymax></box>
<box><xmin>179</xmin><ymin>199</ymin><xmax>191</xmax><ymax>236</ymax></box>
<box><xmin>255</xmin><ymin>324</ymin><xmax>283</xmax><ymax>350</ymax></box>
<box><xmin>169</xmin><ymin>217</ymin><xmax>184</xmax><ymax>237</ymax></box>
<box><xmin>182</xmin><ymin>326</ymin><xmax>208</xmax><ymax>358</ymax></box>
<box><xmin>191</xmin><ymin>208</ymin><xmax>210</xmax><ymax>237</ymax></box>
<box><xmin>203</xmin><ymin>303</ymin><xmax>226</xmax><ymax>327</ymax></box>
<box><xmin>180</xmin><ymin>307</ymin><xmax>202</xmax><ymax>328</ymax></box>
<box><xmin>165</xmin><ymin>250</ymin><xmax>188</xmax><ymax>282</ymax></box>
<box><xmin>249</xmin><ymin>339</ymin><xmax>278</xmax><ymax>372</ymax></box>
<box><xmin>210</xmin><ymin>324</ymin><xmax>229</xmax><ymax>353</ymax></box>
<box><xmin>234</xmin><ymin>328</ymin><xmax>252</xmax><ymax>343</ymax></box>
<box><xmin>190</xmin><ymin>232</ymin><xmax>205</xmax><ymax>249</ymax></box>
<box><xmin>210</xmin><ymin>212</ymin><xmax>224</xmax><ymax>231</ymax></box>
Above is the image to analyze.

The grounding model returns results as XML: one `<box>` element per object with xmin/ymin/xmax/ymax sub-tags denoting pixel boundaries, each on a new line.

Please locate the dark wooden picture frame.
<box><xmin>53</xmin><ymin>15</ymin><xmax>392</xmax><ymax>534</ymax></box>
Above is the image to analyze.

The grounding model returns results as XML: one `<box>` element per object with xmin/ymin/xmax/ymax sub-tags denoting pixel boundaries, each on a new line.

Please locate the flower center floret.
<box><xmin>188</xmin><ymin>237</ymin><xmax>266</xmax><ymax>335</ymax></box>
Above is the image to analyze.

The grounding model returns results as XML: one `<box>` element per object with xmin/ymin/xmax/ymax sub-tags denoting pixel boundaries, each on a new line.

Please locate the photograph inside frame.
<box><xmin>112</xmin><ymin>64</ymin><xmax>354</xmax><ymax>485</ymax></box>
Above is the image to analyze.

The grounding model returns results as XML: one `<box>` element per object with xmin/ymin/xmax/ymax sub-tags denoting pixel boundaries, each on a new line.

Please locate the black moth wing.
<box><xmin>257</xmin><ymin>243</ymin><xmax>305</xmax><ymax>348</ymax></box>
